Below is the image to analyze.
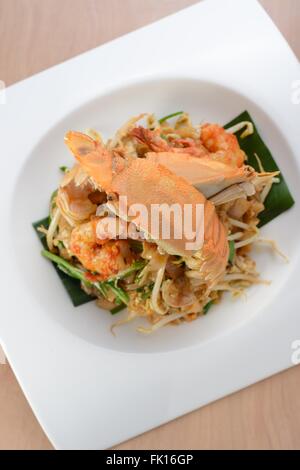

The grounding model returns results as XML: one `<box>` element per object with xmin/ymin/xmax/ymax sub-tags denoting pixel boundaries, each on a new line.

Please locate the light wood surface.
<box><xmin>0</xmin><ymin>0</ymin><xmax>299</xmax><ymax>450</ymax></box>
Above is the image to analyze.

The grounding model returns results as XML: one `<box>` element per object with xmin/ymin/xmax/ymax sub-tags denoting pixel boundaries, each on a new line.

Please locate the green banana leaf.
<box><xmin>224</xmin><ymin>111</ymin><xmax>294</xmax><ymax>227</ymax></box>
<box><xmin>33</xmin><ymin>218</ymin><xmax>95</xmax><ymax>306</ymax></box>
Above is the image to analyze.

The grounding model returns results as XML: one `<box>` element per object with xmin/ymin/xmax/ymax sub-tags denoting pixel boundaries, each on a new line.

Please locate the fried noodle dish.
<box><xmin>40</xmin><ymin>112</ymin><xmax>286</xmax><ymax>334</ymax></box>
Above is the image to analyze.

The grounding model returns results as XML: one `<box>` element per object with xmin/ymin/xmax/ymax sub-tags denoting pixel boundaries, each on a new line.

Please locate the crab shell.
<box><xmin>146</xmin><ymin>152</ymin><xmax>255</xmax><ymax>198</ymax></box>
<box><xmin>65</xmin><ymin>131</ymin><xmax>229</xmax><ymax>282</ymax></box>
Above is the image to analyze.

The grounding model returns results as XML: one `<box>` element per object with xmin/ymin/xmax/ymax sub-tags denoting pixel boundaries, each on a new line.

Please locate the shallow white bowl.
<box><xmin>1</xmin><ymin>0</ymin><xmax>299</xmax><ymax>449</ymax></box>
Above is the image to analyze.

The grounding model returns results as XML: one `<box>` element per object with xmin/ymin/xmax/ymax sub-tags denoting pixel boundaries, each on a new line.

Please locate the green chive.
<box><xmin>60</xmin><ymin>166</ymin><xmax>69</xmax><ymax>173</ymax></box>
<box><xmin>42</xmin><ymin>250</ymin><xmax>86</xmax><ymax>282</ymax></box>
<box><xmin>108</xmin><ymin>260</ymin><xmax>147</xmax><ymax>282</ymax></box>
<box><xmin>110</xmin><ymin>304</ymin><xmax>127</xmax><ymax>315</ymax></box>
<box><xmin>95</xmin><ymin>281</ymin><xmax>109</xmax><ymax>298</ymax></box>
<box><xmin>203</xmin><ymin>301</ymin><xmax>214</xmax><ymax>315</ymax></box>
<box><xmin>107</xmin><ymin>283</ymin><xmax>130</xmax><ymax>305</ymax></box>
<box><xmin>138</xmin><ymin>282</ymin><xmax>154</xmax><ymax>300</ymax></box>
<box><xmin>159</xmin><ymin>111</ymin><xmax>184</xmax><ymax>124</ymax></box>
<box><xmin>228</xmin><ymin>240</ymin><xmax>235</xmax><ymax>264</ymax></box>
<box><xmin>42</xmin><ymin>250</ymin><xmax>107</xmax><ymax>298</ymax></box>
<box><xmin>34</xmin><ymin>220</ymin><xmax>94</xmax><ymax>306</ymax></box>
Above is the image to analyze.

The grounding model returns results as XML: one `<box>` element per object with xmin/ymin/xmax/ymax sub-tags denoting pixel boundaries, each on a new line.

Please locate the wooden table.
<box><xmin>0</xmin><ymin>0</ymin><xmax>299</xmax><ymax>450</ymax></box>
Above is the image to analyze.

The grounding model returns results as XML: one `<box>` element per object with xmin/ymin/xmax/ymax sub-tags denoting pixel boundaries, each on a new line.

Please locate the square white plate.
<box><xmin>1</xmin><ymin>0</ymin><xmax>300</xmax><ymax>450</ymax></box>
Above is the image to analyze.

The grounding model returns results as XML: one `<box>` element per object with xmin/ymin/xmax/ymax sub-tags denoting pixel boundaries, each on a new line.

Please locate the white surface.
<box><xmin>0</xmin><ymin>0</ymin><xmax>299</xmax><ymax>449</ymax></box>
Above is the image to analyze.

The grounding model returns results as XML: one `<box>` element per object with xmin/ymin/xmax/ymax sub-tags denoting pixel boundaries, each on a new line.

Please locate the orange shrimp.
<box><xmin>69</xmin><ymin>220</ymin><xmax>134</xmax><ymax>280</ymax></box>
<box><xmin>130</xmin><ymin>127</ymin><xmax>209</xmax><ymax>158</ymax></box>
<box><xmin>201</xmin><ymin>124</ymin><xmax>246</xmax><ymax>168</ymax></box>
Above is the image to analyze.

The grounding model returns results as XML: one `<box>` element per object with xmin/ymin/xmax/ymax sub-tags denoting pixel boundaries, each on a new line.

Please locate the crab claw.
<box><xmin>64</xmin><ymin>131</ymin><xmax>113</xmax><ymax>192</ymax></box>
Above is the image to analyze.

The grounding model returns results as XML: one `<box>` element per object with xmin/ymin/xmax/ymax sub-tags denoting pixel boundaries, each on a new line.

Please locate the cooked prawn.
<box><xmin>201</xmin><ymin>123</ymin><xmax>246</xmax><ymax>168</ymax></box>
<box><xmin>130</xmin><ymin>127</ymin><xmax>209</xmax><ymax>158</ymax></box>
<box><xmin>69</xmin><ymin>219</ymin><xmax>134</xmax><ymax>280</ymax></box>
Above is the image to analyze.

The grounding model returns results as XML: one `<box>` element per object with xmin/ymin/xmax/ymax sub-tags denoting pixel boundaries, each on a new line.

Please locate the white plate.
<box><xmin>1</xmin><ymin>0</ymin><xmax>299</xmax><ymax>450</ymax></box>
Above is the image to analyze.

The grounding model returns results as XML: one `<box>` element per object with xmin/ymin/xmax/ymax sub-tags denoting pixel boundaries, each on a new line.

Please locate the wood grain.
<box><xmin>0</xmin><ymin>0</ymin><xmax>299</xmax><ymax>450</ymax></box>
<box><xmin>260</xmin><ymin>0</ymin><xmax>300</xmax><ymax>58</ymax></box>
